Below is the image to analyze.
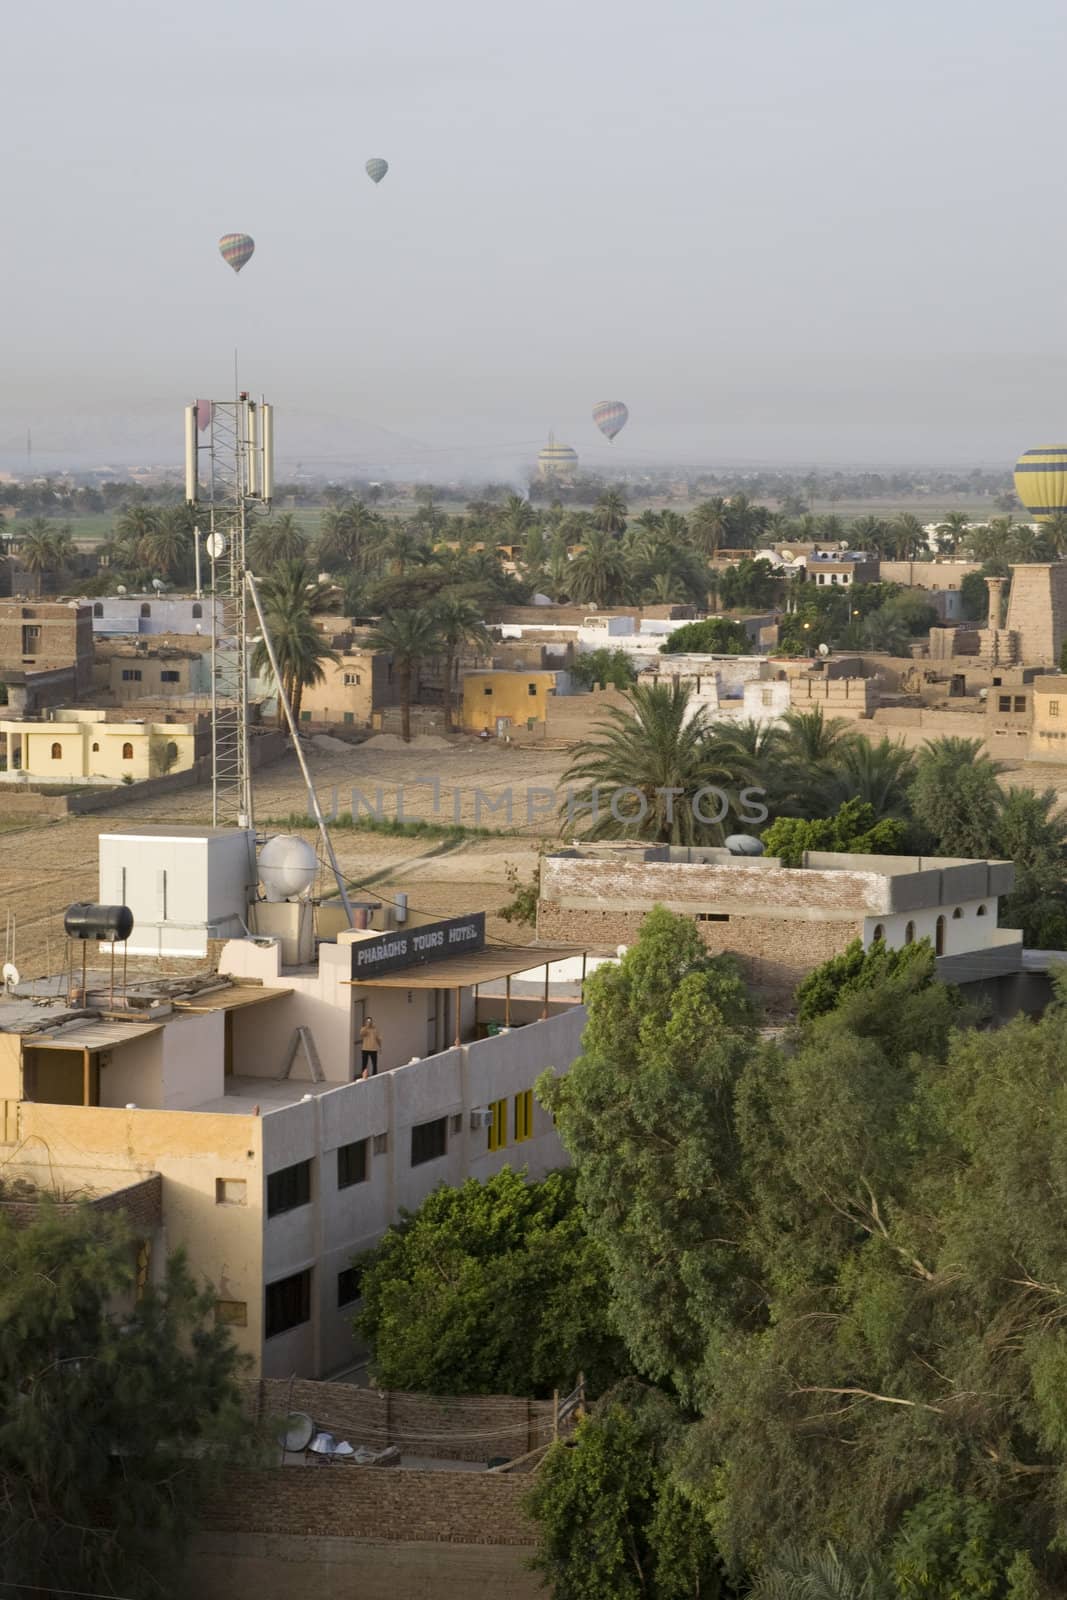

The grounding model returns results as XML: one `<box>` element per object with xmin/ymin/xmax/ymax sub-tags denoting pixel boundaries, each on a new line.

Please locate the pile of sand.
<box><xmin>361</xmin><ymin>733</ymin><xmax>452</xmax><ymax>750</ymax></box>
<box><xmin>311</xmin><ymin>734</ymin><xmax>358</xmax><ymax>753</ymax></box>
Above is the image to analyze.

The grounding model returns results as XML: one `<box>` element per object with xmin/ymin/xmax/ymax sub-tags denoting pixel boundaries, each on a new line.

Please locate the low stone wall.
<box><xmin>246</xmin><ymin>1379</ymin><xmax>556</xmax><ymax>1462</ymax></box>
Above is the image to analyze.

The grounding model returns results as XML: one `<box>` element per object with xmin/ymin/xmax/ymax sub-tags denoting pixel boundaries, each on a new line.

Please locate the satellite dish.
<box><xmin>725</xmin><ymin>835</ymin><xmax>765</xmax><ymax>856</ymax></box>
<box><xmin>116</xmin><ymin>585</ymin><xmax>127</xmax><ymax>595</ymax></box>
<box><xmin>280</xmin><ymin>1412</ymin><xmax>315</xmax><ymax>1452</ymax></box>
<box><xmin>205</xmin><ymin>532</ymin><xmax>227</xmax><ymax>560</ymax></box>
<box><xmin>818</xmin><ymin>643</ymin><xmax>830</xmax><ymax>657</ymax></box>
<box><xmin>2</xmin><ymin>962</ymin><xmax>20</xmax><ymax>995</ymax></box>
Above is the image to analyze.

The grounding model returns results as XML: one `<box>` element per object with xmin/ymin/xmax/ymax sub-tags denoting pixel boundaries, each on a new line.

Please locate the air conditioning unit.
<box><xmin>470</xmin><ymin>1108</ymin><xmax>494</xmax><ymax>1130</ymax></box>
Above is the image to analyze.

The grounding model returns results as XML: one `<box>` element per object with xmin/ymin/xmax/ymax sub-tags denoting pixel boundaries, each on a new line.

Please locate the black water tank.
<box><xmin>63</xmin><ymin>904</ymin><xmax>134</xmax><ymax>942</ymax></box>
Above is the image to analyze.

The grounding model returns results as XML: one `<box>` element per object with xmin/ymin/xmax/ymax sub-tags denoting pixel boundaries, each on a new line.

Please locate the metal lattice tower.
<box><xmin>185</xmin><ymin>395</ymin><xmax>274</xmax><ymax>828</ymax></box>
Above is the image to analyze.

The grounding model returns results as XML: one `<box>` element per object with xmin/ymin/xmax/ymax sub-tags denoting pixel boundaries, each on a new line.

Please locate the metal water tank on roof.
<box><xmin>258</xmin><ymin>836</ymin><xmax>318</xmax><ymax>902</ymax></box>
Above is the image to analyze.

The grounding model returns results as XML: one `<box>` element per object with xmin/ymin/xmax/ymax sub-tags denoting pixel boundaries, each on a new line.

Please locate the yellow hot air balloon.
<box><xmin>1014</xmin><ymin>445</ymin><xmax>1067</xmax><ymax>521</ymax></box>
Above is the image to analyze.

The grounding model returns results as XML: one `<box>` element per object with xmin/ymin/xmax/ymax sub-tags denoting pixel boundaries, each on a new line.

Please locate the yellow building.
<box><xmin>461</xmin><ymin>670</ymin><xmax>558</xmax><ymax>735</ymax></box>
<box><xmin>1029</xmin><ymin>675</ymin><xmax>1067</xmax><ymax>760</ymax></box>
<box><xmin>0</xmin><ymin>709</ymin><xmax>197</xmax><ymax>783</ymax></box>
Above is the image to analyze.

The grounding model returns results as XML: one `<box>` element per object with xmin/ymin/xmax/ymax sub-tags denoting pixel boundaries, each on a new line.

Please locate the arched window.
<box><xmin>904</xmin><ymin>921</ymin><xmax>915</xmax><ymax>945</ymax></box>
<box><xmin>50</xmin><ymin>742</ymin><xmax>62</xmax><ymax>760</ymax></box>
<box><xmin>93</xmin><ymin>602</ymin><xmax>103</xmax><ymax>618</ymax></box>
<box><xmin>872</xmin><ymin>924</ymin><xmax>885</xmax><ymax>942</ymax></box>
<box><xmin>976</xmin><ymin>903</ymin><xmax>987</xmax><ymax>917</ymax></box>
<box><xmin>191</xmin><ymin>602</ymin><xmax>202</xmax><ymax>619</ymax></box>
<box><xmin>140</xmin><ymin>603</ymin><xmax>151</xmax><ymax>618</ymax></box>
<box><xmin>122</xmin><ymin>742</ymin><xmax>134</xmax><ymax>760</ymax></box>
<box><xmin>935</xmin><ymin>914</ymin><xmax>946</xmax><ymax>956</ymax></box>
<box><xmin>91</xmin><ymin>742</ymin><xmax>99</xmax><ymax>753</ymax></box>
<box><xmin>952</xmin><ymin>906</ymin><xmax>962</xmax><ymax>919</ymax></box>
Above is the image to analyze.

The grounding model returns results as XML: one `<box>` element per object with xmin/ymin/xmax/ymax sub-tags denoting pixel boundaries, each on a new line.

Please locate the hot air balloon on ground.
<box><xmin>218</xmin><ymin>233</ymin><xmax>255</xmax><ymax>273</ymax></box>
<box><xmin>1014</xmin><ymin>446</ymin><xmax>1067</xmax><ymax>521</ymax></box>
<box><xmin>365</xmin><ymin>158</ymin><xmax>389</xmax><ymax>184</ymax></box>
<box><xmin>592</xmin><ymin>401</ymin><xmax>629</xmax><ymax>442</ymax></box>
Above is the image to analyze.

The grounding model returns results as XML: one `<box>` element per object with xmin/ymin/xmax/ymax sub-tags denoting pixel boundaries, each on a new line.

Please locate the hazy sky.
<box><xmin>3</xmin><ymin>0</ymin><xmax>1066</xmax><ymax>474</ymax></box>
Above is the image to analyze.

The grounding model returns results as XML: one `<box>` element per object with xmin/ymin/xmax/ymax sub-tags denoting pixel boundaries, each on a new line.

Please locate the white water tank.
<box><xmin>258</xmin><ymin>836</ymin><xmax>318</xmax><ymax>902</ymax></box>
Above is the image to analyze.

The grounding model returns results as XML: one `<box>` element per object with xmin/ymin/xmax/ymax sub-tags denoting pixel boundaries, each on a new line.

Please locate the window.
<box><xmin>192</xmin><ymin>602</ymin><xmax>202</xmax><ymax>619</ymax></box>
<box><xmin>998</xmin><ymin>696</ymin><xmax>1011</xmax><ymax>712</ymax></box>
<box><xmin>1050</xmin><ymin>700</ymin><xmax>1060</xmax><ymax>718</ymax></box>
<box><xmin>121</xmin><ymin>742</ymin><xmax>134</xmax><ymax>760</ymax></box>
<box><xmin>265</xmin><ymin>1269</ymin><xmax>311</xmax><ymax>1338</ymax></box>
<box><xmin>343</xmin><ymin>711</ymin><xmax>354</xmax><ymax>724</ymax></box>
<box><xmin>140</xmin><ymin>603</ymin><xmax>151</xmax><ymax>618</ymax></box>
<box><xmin>121</xmin><ymin>669</ymin><xmax>142</xmax><ymax>682</ymax></box>
<box><xmin>872</xmin><ymin>923</ymin><xmax>885</xmax><ymax>942</ymax></box>
<box><xmin>514</xmin><ymin>1090</ymin><xmax>533</xmax><ymax>1144</ymax></box>
<box><xmin>267</xmin><ymin>1159</ymin><xmax>312</xmax><ymax>1217</ymax></box>
<box><xmin>952</xmin><ymin>907</ymin><xmax>963</xmax><ymax>919</ymax></box>
<box><xmin>1014</xmin><ymin>696</ymin><xmax>1026</xmax><ymax>713</ymax></box>
<box><xmin>373</xmin><ymin>1132</ymin><xmax>388</xmax><ymax>1155</ymax></box>
<box><xmin>976</xmin><ymin>903</ymin><xmax>988</xmax><ymax>916</ymax></box>
<box><xmin>161</xmin><ymin>670</ymin><xmax>180</xmax><ymax>683</ymax></box>
<box><xmin>761</xmin><ymin>689</ymin><xmax>774</xmax><ymax>707</ymax></box>
<box><xmin>300</xmin><ymin>710</ymin><xmax>311</xmax><ymax>722</ymax></box>
<box><xmin>935</xmin><ymin>914</ymin><xmax>946</xmax><ymax>956</ymax></box>
<box><xmin>21</xmin><ymin>625</ymin><xmax>40</xmax><ymax>654</ymax></box>
<box><xmin>50</xmin><ymin>742</ymin><xmax>61</xmax><ymax>760</ymax></box>
<box><xmin>215</xmin><ymin>1299</ymin><xmax>248</xmax><ymax>1327</ymax></box>
<box><xmin>337</xmin><ymin>1265</ymin><xmax>363</xmax><ymax>1306</ymax></box>
<box><xmin>411</xmin><ymin>1116</ymin><xmax>447</xmax><ymax>1166</ymax></box>
<box><xmin>344</xmin><ymin>672</ymin><xmax>362</xmax><ymax>685</ymax></box>
<box><xmin>904</xmin><ymin>921</ymin><xmax>915</xmax><ymax>944</ymax></box>
<box><xmin>215</xmin><ymin>1178</ymin><xmax>247</xmax><ymax>1205</ymax></box>
<box><xmin>484</xmin><ymin>685</ymin><xmax>493</xmax><ymax>696</ymax></box>
<box><xmin>91</xmin><ymin>742</ymin><xmax>99</xmax><ymax>753</ymax></box>
<box><xmin>93</xmin><ymin>602</ymin><xmax>103</xmax><ymax>618</ymax></box>
<box><xmin>528</xmin><ymin>683</ymin><xmax>537</xmax><ymax>696</ymax></box>
<box><xmin>488</xmin><ymin>1098</ymin><xmax>507</xmax><ymax>1152</ymax></box>
<box><xmin>336</xmin><ymin>1138</ymin><xmax>368</xmax><ymax>1189</ymax></box>
<box><xmin>696</xmin><ymin>912</ymin><xmax>729</xmax><ymax>922</ymax></box>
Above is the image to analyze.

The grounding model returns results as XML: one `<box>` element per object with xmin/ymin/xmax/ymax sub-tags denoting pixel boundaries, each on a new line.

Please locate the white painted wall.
<box><xmin>100</xmin><ymin>830</ymin><xmax>254</xmax><ymax>958</ymax></box>
<box><xmin>862</xmin><ymin>897</ymin><xmax>1001</xmax><ymax>954</ymax></box>
<box><xmin>161</xmin><ymin>1013</ymin><xmax>226</xmax><ymax>1110</ymax></box>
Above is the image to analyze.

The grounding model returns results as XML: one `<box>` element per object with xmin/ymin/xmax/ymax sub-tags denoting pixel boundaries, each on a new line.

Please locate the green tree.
<box><xmin>560</xmin><ymin>682</ymin><xmax>757</xmax><ymax>845</ymax></box>
<box><xmin>356</xmin><ymin>1168</ymin><xmax>627</xmax><ymax>1396</ymax></box>
<box><xmin>569</xmin><ymin>528</ymin><xmax>631</xmax><ymax>607</ymax></box>
<box><xmin>661</xmin><ymin>618</ymin><xmax>750</xmax><ymax>655</ymax></box>
<box><xmin>248</xmin><ymin>510</ymin><xmax>308</xmax><ymax>570</ymax></box>
<box><xmin>719</xmin><ymin>558</ymin><xmax>781</xmax><ymax>611</ymax></box>
<box><xmin>995</xmin><ymin>786</ymin><xmax>1067</xmax><ymax>946</ymax></box>
<box><xmin>250</xmin><ymin>560</ymin><xmax>338</xmax><ymax>726</ymax></box>
<box><xmin>593</xmin><ymin>488</ymin><xmax>629</xmax><ymax>534</ymax></box>
<box><xmin>792</xmin><ymin>933</ymin><xmax>938</xmax><ymax>1021</ymax></box>
<box><xmin>431</xmin><ymin>594</ymin><xmax>491</xmax><ymax>730</ymax></box>
<box><xmin>570</xmin><ymin>647</ymin><xmax>637</xmax><ymax>690</ymax></box>
<box><xmin>690</xmin><ymin>498</ymin><xmax>729</xmax><ymax>557</ymax></box>
<box><xmin>910</xmin><ymin>737</ymin><xmax>1002</xmax><ymax>857</ymax></box>
<box><xmin>528</xmin><ymin>1394</ymin><xmax>731</xmax><ymax>1600</ymax></box>
<box><xmin>762</xmin><ymin>799</ymin><xmax>906</xmax><ymax>869</ymax></box>
<box><xmin>142</xmin><ymin>506</ymin><xmax>191</xmax><ymax>578</ymax></box>
<box><xmin>748</xmin><ymin>1544</ymin><xmax>890</xmax><ymax>1599</ymax></box>
<box><xmin>362</xmin><ymin>607</ymin><xmax>443</xmax><ymax>742</ymax></box>
<box><xmin>823</xmin><ymin>737</ymin><xmax>916</xmax><ymax>820</ymax></box>
<box><xmin>0</xmin><ymin>1202</ymin><xmax>248</xmax><ymax>1597</ymax></box>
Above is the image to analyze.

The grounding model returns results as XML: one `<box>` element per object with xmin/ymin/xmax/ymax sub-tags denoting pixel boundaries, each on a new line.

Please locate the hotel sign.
<box><xmin>349</xmin><ymin>913</ymin><xmax>486</xmax><ymax>980</ymax></box>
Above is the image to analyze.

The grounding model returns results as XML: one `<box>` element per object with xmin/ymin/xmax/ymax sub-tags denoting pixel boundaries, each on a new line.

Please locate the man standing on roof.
<box><xmin>360</xmin><ymin>1016</ymin><xmax>382</xmax><ymax>1078</ymax></box>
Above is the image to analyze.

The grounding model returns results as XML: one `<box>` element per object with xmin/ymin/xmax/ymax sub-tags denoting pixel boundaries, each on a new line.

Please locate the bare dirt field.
<box><xmin>0</xmin><ymin>737</ymin><xmax>575</xmax><ymax>979</ymax></box>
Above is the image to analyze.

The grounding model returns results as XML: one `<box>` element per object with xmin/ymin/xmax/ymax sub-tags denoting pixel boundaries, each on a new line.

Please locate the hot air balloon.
<box><xmin>365</xmin><ymin>158</ymin><xmax>389</xmax><ymax>185</ymax></box>
<box><xmin>1014</xmin><ymin>446</ymin><xmax>1067</xmax><ymax>521</ymax></box>
<box><xmin>592</xmin><ymin>401</ymin><xmax>628</xmax><ymax>442</ymax></box>
<box><xmin>218</xmin><ymin>233</ymin><xmax>255</xmax><ymax>273</ymax></box>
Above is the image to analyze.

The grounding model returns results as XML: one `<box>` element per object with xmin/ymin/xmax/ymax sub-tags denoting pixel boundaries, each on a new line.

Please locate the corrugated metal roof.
<box><xmin>29</xmin><ymin>1020</ymin><xmax>163</xmax><ymax>1051</ymax></box>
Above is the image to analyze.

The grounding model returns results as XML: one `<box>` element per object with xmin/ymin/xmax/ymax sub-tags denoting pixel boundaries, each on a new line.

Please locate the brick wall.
<box><xmin>245</xmin><ymin>1380</ymin><xmax>557</xmax><ymax>1462</ymax></box>
<box><xmin>200</xmin><ymin>1464</ymin><xmax>537</xmax><ymax>1545</ymax></box>
<box><xmin>0</xmin><ymin>1173</ymin><xmax>162</xmax><ymax>1232</ymax></box>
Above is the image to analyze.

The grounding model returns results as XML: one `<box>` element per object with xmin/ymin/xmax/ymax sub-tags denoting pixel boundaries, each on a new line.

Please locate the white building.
<box><xmin>81</xmin><ymin>596</ymin><xmax>223</xmax><ymax>636</ymax></box>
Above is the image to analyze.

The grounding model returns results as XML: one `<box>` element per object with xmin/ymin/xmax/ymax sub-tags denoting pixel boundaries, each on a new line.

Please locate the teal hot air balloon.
<box><xmin>218</xmin><ymin>233</ymin><xmax>255</xmax><ymax>273</ymax></box>
<box><xmin>365</xmin><ymin>158</ymin><xmax>389</xmax><ymax>185</ymax></box>
<box><xmin>592</xmin><ymin>400</ymin><xmax>628</xmax><ymax>441</ymax></box>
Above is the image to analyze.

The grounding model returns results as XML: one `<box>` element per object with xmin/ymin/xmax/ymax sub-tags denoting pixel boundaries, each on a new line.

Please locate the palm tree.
<box><xmin>248</xmin><ymin>512</ymin><xmax>308</xmax><ymax>571</ymax></box>
<box><xmin>251</xmin><ymin>561</ymin><xmax>338</xmax><ymax>726</ymax></box>
<box><xmin>385</xmin><ymin>524</ymin><xmax>432</xmax><ymax>577</ymax></box>
<box><xmin>498</xmin><ymin>494</ymin><xmax>534</xmax><ymax>539</ymax></box>
<box><xmin>361</xmin><ymin>608</ymin><xmax>443</xmax><ymax>742</ymax></box>
<box><xmin>748</xmin><ymin>1543</ymin><xmax>889</xmax><ymax>1599</ymax></box>
<box><xmin>115</xmin><ymin>505</ymin><xmax>159</xmax><ymax>550</ymax></box>
<box><xmin>824</xmin><ymin>736</ymin><xmax>915</xmax><ymax>819</ymax></box>
<box><xmin>568</xmin><ymin>529</ymin><xmax>630</xmax><ymax>607</ymax></box>
<box><xmin>316</xmin><ymin>500</ymin><xmax>383</xmax><ymax>572</ymax></box>
<box><xmin>560</xmin><ymin>680</ymin><xmax>754</xmax><ymax>844</ymax></box>
<box><xmin>890</xmin><ymin>513</ymin><xmax>925</xmax><ymax>560</ymax></box>
<box><xmin>776</xmin><ymin>706</ymin><xmax>860</xmax><ymax>813</ymax></box>
<box><xmin>142</xmin><ymin>508</ymin><xmax>191</xmax><ymax>578</ymax></box>
<box><xmin>936</xmin><ymin>510</ymin><xmax>970</xmax><ymax>553</ymax></box>
<box><xmin>432</xmin><ymin>596</ymin><xmax>492</xmax><ymax>730</ymax></box>
<box><xmin>15</xmin><ymin>519</ymin><xmax>67</xmax><ymax>592</ymax></box>
<box><xmin>592</xmin><ymin>489</ymin><xmax>628</xmax><ymax>535</ymax></box>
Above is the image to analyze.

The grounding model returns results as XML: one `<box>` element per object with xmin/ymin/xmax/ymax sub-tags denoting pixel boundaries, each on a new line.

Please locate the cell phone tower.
<box><xmin>184</xmin><ymin>394</ymin><xmax>274</xmax><ymax>828</ymax></box>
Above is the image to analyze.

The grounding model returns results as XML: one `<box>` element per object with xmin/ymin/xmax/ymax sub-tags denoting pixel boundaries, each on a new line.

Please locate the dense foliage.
<box><xmin>355</xmin><ymin>1167</ymin><xmax>627</xmax><ymax>1396</ymax></box>
<box><xmin>762</xmin><ymin>797</ymin><xmax>906</xmax><ymax>866</ymax></box>
<box><xmin>536</xmin><ymin>908</ymin><xmax>1067</xmax><ymax>1596</ymax></box>
<box><xmin>0</xmin><ymin>1204</ymin><xmax>247</xmax><ymax>1598</ymax></box>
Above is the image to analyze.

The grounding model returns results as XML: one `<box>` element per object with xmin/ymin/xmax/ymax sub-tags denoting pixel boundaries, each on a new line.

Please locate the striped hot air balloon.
<box><xmin>218</xmin><ymin>233</ymin><xmax>255</xmax><ymax>273</ymax></box>
<box><xmin>1014</xmin><ymin>446</ymin><xmax>1067</xmax><ymax>521</ymax></box>
<box><xmin>365</xmin><ymin>158</ymin><xmax>389</xmax><ymax>184</ymax></box>
<box><xmin>592</xmin><ymin>401</ymin><xmax>629</xmax><ymax>442</ymax></box>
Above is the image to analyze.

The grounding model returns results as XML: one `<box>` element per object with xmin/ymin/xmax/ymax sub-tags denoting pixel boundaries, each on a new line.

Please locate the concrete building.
<box><xmin>1029</xmin><ymin>674</ymin><xmax>1067</xmax><ymax>760</ymax></box>
<box><xmin>297</xmin><ymin>642</ymin><xmax>398</xmax><ymax>729</ymax></box>
<box><xmin>802</xmin><ymin>551</ymin><xmax>879</xmax><ymax>588</ymax></box>
<box><xmin>82</xmin><ymin>595</ymin><xmax>222</xmax><ymax>636</ymax></box>
<box><xmin>879</xmin><ymin>559</ymin><xmax>981</xmax><ymax>623</ymax></box>
<box><xmin>0</xmin><ymin>599</ymin><xmax>93</xmax><ymax>708</ymax></box>
<box><xmin>108</xmin><ymin>645</ymin><xmax>209</xmax><ymax>702</ymax></box>
<box><xmin>0</xmin><ymin>709</ymin><xmax>199</xmax><ymax>785</ymax></box>
<box><xmin>461</xmin><ymin>669</ymin><xmax>560</xmax><ymax>735</ymax></box>
<box><xmin>0</xmin><ymin>827</ymin><xmax>587</xmax><ymax>1378</ymax></box>
<box><xmin>788</xmin><ymin>672</ymin><xmax>879</xmax><ymax>718</ymax></box>
<box><xmin>538</xmin><ymin>844</ymin><xmax>1024</xmax><ymax>1009</ymax></box>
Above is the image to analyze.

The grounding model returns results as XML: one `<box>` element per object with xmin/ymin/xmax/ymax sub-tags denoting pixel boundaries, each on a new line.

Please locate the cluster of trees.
<box><xmin>0</xmin><ymin>1202</ymin><xmax>249</xmax><ymax>1597</ymax></box>
<box><xmin>559</xmin><ymin>683</ymin><xmax>1067</xmax><ymax>945</ymax></box>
